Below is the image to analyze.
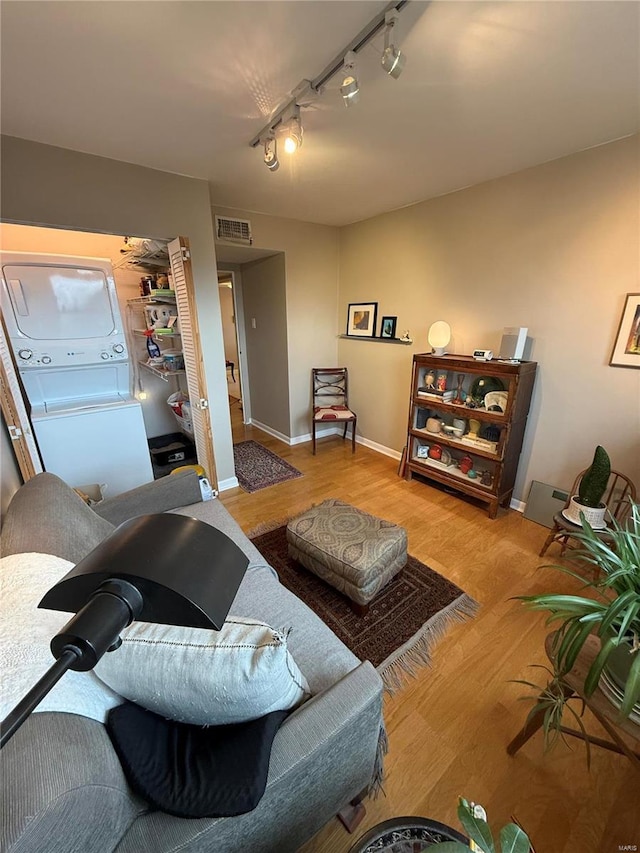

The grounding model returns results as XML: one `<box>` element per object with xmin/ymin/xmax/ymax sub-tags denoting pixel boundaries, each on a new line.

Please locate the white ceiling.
<box><xmin>1</xmin><ymin>1</ymin><xmax>638</xmax><ymax>226</ymax></box>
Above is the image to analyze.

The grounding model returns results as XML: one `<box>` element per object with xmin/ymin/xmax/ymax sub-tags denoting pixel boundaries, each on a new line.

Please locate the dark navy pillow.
<box><xmin>107</xmin><ymin>702</ymin><xmax>288</xmax><ymax>818</ymax></box>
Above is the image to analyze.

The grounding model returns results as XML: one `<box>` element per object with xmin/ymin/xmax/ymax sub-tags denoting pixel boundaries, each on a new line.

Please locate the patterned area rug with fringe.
<box><xmin>249</xmin><ymin>523</ymin><xmax>478</xmax><ymax>692</ymax></box>
<box><xmin>233</xmin><ymin>441</ymin><xmax>303</xmax><ymax>493</ymax></box>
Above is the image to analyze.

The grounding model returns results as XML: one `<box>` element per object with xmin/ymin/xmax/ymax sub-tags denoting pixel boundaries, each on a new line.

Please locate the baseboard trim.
<box><xmin>290</xmin><ymin>426</ymin><xmax>342</xmax><ymax>446</ymax></box>
<box><xmin>355</xmin><ymin>435</ymin><xmax>402</xmax><ymax>460</ymax></box>
<box><xmin>248</xmin><ymin>419</ymin><xmax>292</xmax><ymax>445</ymax></box>
<box><xmin>218</xmin><ymin>475</ymin><xmax>239</xmax><ymax>492</ymax></box>
<box><xmin>510</xmin><ymin>498</ymin><xmax>525</xmax><ymax>513</ymax></box>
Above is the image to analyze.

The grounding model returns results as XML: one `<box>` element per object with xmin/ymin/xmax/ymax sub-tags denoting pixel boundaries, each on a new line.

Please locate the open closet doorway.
<box><xmin>218</xmin><ymin>270</ymin><xmax>250</xmax><ymax>428</ymax></box>
<box><xmin>0</xmin><ymin>224</ymin><xmax>216</xmax><ymax>493</ymax></box>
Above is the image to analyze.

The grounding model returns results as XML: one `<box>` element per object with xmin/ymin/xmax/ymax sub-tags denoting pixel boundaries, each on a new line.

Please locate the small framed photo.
<box><xmin>380</xmin><ymin>316</ymin><xmax>397</xmax><ymax>339</ymax></box>
<box><xmin>416</xmin><ymin>445</ymin><xmax>430</xmax><ymax>458</ymax></box>
<box><xmin>610</xmin><ymin>293</ymin><xmax>640</xmax><ymax>368</ymax></box>
<box><xmin>346</xmin><ymin>302</ymin><xmax>378</xmax><ymax>338</ymax></box>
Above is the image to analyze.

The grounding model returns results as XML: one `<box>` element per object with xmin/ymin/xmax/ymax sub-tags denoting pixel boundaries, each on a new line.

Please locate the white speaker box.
<box><xmin>499</xmin><ymin>327</ymin><xmax>528</xmax><ymax>361</ymax></box>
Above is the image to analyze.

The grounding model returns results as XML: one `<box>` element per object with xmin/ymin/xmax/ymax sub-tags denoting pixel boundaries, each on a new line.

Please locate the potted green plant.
<box><xmin>518</xmin><ymin>501</ymin><xmax>640</xmax><ymax>734</ymax></box>
<box><xmin>433</xmin><ymin>798</ymin><xmax>531</xmax><ymax>852</ymax></box>
<box><xmin>563</xmin><ymin>445</ymin><xmax>611</xmax><ymax>529</ymax></box>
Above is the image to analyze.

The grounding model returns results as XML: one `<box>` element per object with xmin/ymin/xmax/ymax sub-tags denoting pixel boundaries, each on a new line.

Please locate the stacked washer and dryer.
<box><xmin>1</xmin><ymin>251</ymin><xmax>153</xmax><ymax>496</ymax></box>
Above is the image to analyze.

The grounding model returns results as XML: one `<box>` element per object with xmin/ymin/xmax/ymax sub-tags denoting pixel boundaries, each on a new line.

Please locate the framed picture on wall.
<box><xmin>610</xmin><ymin>293</ymin><xmax>640</xmax><ymax>368</ymax></box>
<box><xmin>346</xmin><ymin>302</ymin><xmax>378</xmax><ymax>337</ymax></box>
<box><xmin>380</xmin><ymin>316</ymin><xmax>397</xmax><ymax>339</ymax></box>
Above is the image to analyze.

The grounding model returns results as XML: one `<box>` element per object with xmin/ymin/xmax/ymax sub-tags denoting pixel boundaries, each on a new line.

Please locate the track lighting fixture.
<box><xmin>263</xmin><ymin>136</ymin><xmax>279</xmax><ymax>171</ymax></box>
<box><xmin>381</xmin><ymin>10</ymin><xmax>406</xmax><ymax>79</ymax></box>
<box><xmin>282</xmin><ymin>110</ymin><xmax>303</xmax><ymax>154</ymax></box>
<box><xmin>340</xmin><ymin>51</ymin><xmax>360</xmax><ymax>107</ymax></box>
<box><xmin>249</xmin><ymin>1</ymin><xmax>409</xmax><ymax>170</ymax></box>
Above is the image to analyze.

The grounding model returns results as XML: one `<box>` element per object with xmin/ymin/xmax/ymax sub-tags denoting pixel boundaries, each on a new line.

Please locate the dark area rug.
<box><xmin>250</xmin><ymin>523</ymin><xmax>479</xmax><ymax>692</ymax></box>
<box><xmin>233</xmin><ymin>441</ymin><xmax>303</xmax><ymax>493</ymax></box>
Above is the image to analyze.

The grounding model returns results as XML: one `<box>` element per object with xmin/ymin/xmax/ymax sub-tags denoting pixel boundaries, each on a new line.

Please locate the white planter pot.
<box><xmin>563</xmin><ymin>496</ymin><xmax>607</xmax><ymax>529</ymax></box>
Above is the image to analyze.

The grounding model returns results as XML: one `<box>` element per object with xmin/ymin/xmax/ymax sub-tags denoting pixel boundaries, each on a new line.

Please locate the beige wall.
<box><xmin>339</xmin><ymin>136</ymin><xmax>640</xmax><ymax>501</ymax></box>
<box><xmin>213</xmin><ymin>206</ymin><xmax>340</xmax><ymax>438</ymax></box>
<box><xmin>241</xmin><ymin>253</ymin><xmax>290</xmax><ymax>436</ymax></box>
<box><xmin>1</xmin><ymin>136</ymin><xmax>235</xmax><ymax>486</ymax></box>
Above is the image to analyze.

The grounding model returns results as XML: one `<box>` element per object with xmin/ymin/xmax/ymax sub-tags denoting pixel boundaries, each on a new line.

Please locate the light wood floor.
<box><xmin>221</xmin><ymin>403</ymin><xmax>639</xmax><ymax>853</ymax></box>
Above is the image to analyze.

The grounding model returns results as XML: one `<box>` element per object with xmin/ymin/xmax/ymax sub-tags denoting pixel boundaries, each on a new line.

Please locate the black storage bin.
<box><xmin>148</xmin><ymin>432</ymin><xmax>197</xmax><ymax>467</ymax></box>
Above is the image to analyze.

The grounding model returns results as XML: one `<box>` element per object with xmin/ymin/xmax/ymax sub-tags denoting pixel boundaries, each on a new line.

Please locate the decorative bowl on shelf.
<box><xmin>484</xmin><ymin>390</ymin><xmax>508</xmax><ymax>412</ymax></box>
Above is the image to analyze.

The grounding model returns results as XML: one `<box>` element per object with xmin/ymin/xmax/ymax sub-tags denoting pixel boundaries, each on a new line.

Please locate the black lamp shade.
<box><xmin>39</xmin><ymin>514</ymin><xmax>249</xmax><ymax>631</ymax></box>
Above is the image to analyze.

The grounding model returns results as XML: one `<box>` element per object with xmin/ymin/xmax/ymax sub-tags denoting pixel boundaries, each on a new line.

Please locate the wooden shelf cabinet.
<box><xmin>404</xmin><ymin>353</ymin><xmax>537</xmax><ymax>518</ymax></box>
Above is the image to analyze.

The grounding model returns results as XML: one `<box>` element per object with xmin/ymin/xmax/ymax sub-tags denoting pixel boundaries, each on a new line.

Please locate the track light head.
<box><xmin>381</xmin><ymin>45</ymin><xmax>406</xmax><ymax>78</ymax></box>
<box><xmin>282</xmin><ymin>112</ymin><xmax>303</xmax><ymax>154</ymax></box>
<box><xmin>263</xmin><ymin>137</ymin><xmax>279</xmax><ymax>172</ymax></box>
<box><xmin>340</xmin><ymin>51</ymin><xmax>360</xmax><ymax>107</ymax></box>
<box><xmin>382</xmin><ymin>10</ymin><xmax>406</xmax><ymax>79</ymax></box>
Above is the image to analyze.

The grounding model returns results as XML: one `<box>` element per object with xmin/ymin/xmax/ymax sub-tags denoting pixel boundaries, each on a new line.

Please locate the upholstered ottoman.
<box><xmin>286</xmin><ymin>499</ymin><xmax>407</xmax><ymax>614</ymax></box>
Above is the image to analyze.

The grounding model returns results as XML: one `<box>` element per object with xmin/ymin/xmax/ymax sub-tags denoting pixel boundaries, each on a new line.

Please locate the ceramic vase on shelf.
<box><xmin>459</xmin><ymin>454</ymin><xmax>473</xmax><ymax>475</ymax></box>
<box><xmin>453</xmin><ymin>374</ymin><xmax>465</xmax><ymax>404</ymax></box>
<box><xmin>468</xmin><ymin>418</ymin><xmax>481</xmax><ymax>438</ymax></box>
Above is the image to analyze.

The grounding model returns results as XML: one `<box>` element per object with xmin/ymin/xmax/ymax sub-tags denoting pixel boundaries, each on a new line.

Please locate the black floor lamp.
<box><xmin>0</xmin><ymin>513</ymin><xmax>248</xmax><ymax>748</ymax></box>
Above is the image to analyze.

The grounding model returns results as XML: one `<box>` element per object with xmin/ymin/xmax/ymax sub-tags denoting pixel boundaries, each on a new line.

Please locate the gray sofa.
<box><xmin>0</xmin><ymin>472</ymin><xmax>384</xmax><ymax>853</ymax></box>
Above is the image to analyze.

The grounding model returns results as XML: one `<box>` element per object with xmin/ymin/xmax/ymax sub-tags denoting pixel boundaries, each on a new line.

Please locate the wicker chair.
<box><xmin>539</xmin><ymin>469</ymin><xmax>636</xmax><ymax>558</ymax></box>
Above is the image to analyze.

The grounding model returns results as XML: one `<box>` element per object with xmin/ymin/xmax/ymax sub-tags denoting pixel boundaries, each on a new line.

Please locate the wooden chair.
<box><xmin>539</xmin><ymin>469</ymin><xmax>636</xmax><ymax>558</ymax></box>
<box><xmin>311</xmin><ymin>368</ymin><xmax>356</xmax><ymax>455</ymax></box>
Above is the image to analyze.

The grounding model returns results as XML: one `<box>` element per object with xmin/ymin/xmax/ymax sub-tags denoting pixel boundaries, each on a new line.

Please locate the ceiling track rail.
<box><xmin>249</xmin><ymin>0</ymin><xmax>410</xmax><ymax>149</ymax></box>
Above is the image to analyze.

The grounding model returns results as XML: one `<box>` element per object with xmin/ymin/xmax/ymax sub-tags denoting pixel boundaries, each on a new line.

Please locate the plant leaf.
<box><xmin>562</xmin><ymin>697</ymin><xmax>592</xmax><ymax>769</ymax></box>
<box><xmin>584</xmin><ymin>635</ymin><xmax>619</xmax><ymax>697</ymax></box>
<box><xmin>597</xmin><ymin>590</ymin><xmax>637</xmax><ymax>637</ymax></box>
<box><xmin>500</xmin><ymin>823</ymin><xmax>532</xmax><ymax>853</ymax></box>
<box><xmin>457</xmin><ymin>801</ymin><xmax>495</xmax><ymax>853</ymax></box>
<box><xmin>561</xmin><ymin>618</ymin><xmax>595</xmax><ymax>674</ymax></box>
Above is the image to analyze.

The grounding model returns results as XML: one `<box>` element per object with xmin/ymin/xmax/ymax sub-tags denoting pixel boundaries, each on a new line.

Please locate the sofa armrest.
<box><xmin>1</xmin><ymin>712</ymin><xmax>145</xmax><ymax>853</ymax></box>
<box><xmin>93</xmin><ymin>470</ymin><xmax>202</xmax><ymax>526</ymax></box>
<box><xmin>116</xmin><ymin>661</ymin><xmax>385</xmax><ymax>853</ymax></box>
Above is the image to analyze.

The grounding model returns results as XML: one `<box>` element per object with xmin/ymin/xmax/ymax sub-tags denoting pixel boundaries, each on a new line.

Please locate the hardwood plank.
<box><xmin>220</xmin><ymin>408</ymin><xmax>640</xmax><ymax>852</ymax></box>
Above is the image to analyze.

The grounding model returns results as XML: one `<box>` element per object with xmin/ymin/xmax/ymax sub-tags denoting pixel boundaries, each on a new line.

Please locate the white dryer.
<box><xmin>0</xmin><ymin>251</ymin><xmax>153</xmax><ymax>495</ymax></box>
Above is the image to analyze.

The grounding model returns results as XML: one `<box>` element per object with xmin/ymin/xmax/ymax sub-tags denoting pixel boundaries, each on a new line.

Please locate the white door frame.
<box><xmin>219</xmin><ymin>269</ymin><xmax>251</xmax><ymax>425</ymax></box>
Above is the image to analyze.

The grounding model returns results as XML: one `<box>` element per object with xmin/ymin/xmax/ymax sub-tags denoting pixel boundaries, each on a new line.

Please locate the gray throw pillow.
<box><xmin>0</xmin><ymin>473</ymin><xmax>114</xmax><ymax>564</ymax></box>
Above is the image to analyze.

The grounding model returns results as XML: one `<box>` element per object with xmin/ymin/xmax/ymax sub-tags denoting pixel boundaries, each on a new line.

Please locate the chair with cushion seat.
<box><xmin>539</xmin><ymin>468</ymin><xmax>636</xmax><ymax>558</ymax></box>
<box><xmin>311</xmin><ymin>367</ymin><xmax>356</xmax><ymax>455</ymax></box>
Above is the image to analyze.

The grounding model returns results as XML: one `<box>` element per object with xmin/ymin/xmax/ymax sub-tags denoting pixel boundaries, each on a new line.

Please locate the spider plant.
<box><xmin>518</xmin><ymin>500</ymin><xmax>640</xmax><ymax>723</ymax></box>
<box><xmin>433</xmin><ymin>797</ymin><xmax>531</xmax><ymax>853</ymax></box>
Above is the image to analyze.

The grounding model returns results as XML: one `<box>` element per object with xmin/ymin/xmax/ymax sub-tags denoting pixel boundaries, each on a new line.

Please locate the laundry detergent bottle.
<box><xmin>144</xmin><ymin>329</ymin><xmax>162</xmax><ymax>359</ymax></box>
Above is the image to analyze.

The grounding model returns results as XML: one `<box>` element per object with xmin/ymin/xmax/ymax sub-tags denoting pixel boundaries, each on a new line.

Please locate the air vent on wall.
<box><xmin>215</xmin><ymin>216</ymin><xmax>252</xmax><ymax>245</ymax></box>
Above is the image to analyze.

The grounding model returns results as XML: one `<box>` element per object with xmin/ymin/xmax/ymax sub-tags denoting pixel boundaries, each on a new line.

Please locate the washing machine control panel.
<box><xmin>14</xmin><ymin>336</ymin><xmax>128</xmax><ymax>368</ymax></box>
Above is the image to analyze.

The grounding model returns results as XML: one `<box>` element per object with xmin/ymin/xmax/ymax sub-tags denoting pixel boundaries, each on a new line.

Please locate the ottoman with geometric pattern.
<box><xmin>286</xmin><ymin>499</ymin><xmax>408</xmax><ymax>615</ymax></box>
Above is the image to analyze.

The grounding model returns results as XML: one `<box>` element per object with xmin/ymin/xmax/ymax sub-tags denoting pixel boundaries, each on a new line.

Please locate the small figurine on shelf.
<box><xmin>424</xmin><ymin>369</ymin><xmax>436</xmax><ymax>389</ymax></box>
<box><xmin>481</xmin><ymin>470</ymin><xmax>493</xmax><ymax>487</ymax></box>
<box><xmin>436</xmin><ymin>373</ymin><xmax>447</xmax><ymax>392</ymax></box>
<box><xmin>453</xmin><ymin>374</ymin><xmax>466</xmax><ymax>404</ymax></box>
<box><xmin>400</xmin><ymin>330</ymin><xmax>413</xmax><ymax>343</ymax></box>
<box><xmin>428</xmin><ymin>444</ymin><xmax>443</xmax><ymax>461</ymax></box>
